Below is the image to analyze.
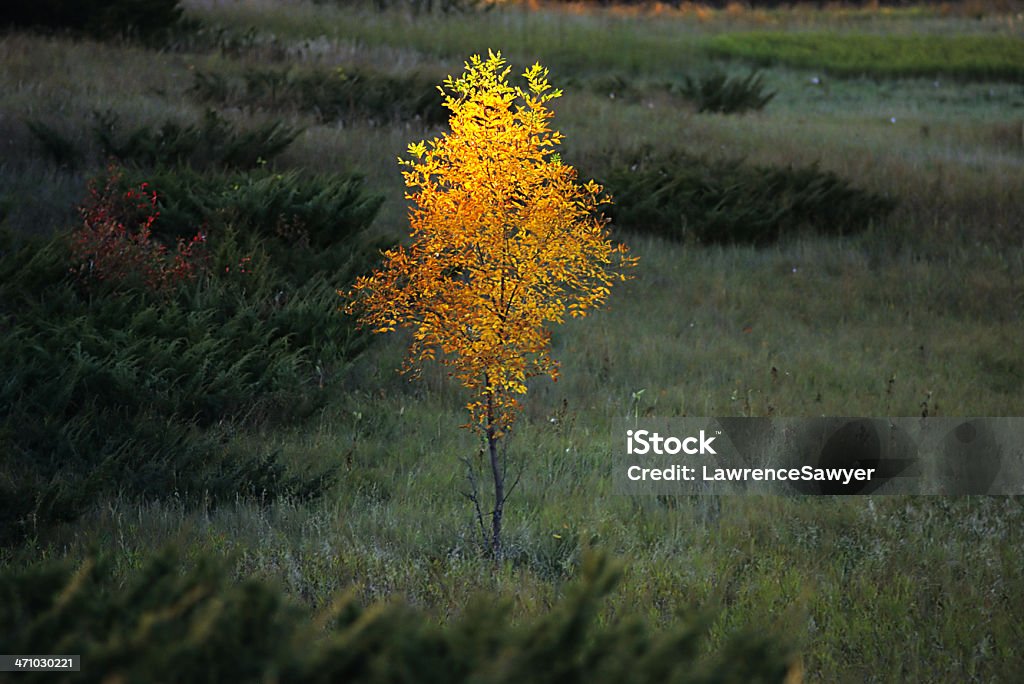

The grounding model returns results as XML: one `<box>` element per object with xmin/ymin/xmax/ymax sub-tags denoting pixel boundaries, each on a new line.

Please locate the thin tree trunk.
<box><xmin>486</xmin><ymin>389</ymin><xmax>503</xmax><ymax>561</ymax></box>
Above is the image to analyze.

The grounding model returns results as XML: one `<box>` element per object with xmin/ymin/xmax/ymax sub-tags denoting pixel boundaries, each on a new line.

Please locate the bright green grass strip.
<box><xmin>707</xmin><ymin>32</ymin><xmax>1024</xmax><ymax>82</ymax></box>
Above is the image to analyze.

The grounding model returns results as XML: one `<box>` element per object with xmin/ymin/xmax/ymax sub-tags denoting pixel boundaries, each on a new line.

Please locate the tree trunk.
<box><xmin>486</xmin><ymin>390</ymin><xmax>504</xmax><ymax>560</ymax></box>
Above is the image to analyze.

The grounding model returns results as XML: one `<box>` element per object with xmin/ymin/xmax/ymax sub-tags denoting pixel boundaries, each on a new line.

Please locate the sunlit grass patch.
<box><xmin>708</xmin><ymin>32</ymin><xmax>1024</xmax><ymax>81</ymax></box>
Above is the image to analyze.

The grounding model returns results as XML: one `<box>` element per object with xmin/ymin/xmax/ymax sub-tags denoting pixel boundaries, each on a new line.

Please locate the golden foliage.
<box><xmin>345</xmin><ymin>51</ymin><xmax>636</xmax><ymax>434</ymax></box>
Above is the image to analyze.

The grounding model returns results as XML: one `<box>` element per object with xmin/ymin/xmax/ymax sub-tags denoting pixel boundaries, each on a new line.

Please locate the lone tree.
<box><xmin>345</xmin><ymin>51</ymin><xmax>635</xmax><ymax>559</ymax></box>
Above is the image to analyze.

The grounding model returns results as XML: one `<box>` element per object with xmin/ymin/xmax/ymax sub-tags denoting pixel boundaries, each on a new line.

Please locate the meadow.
<box><xmin>1</xmin><ymin>0</ymin><xmax>1023</xmax><ymax>681</ymax></box>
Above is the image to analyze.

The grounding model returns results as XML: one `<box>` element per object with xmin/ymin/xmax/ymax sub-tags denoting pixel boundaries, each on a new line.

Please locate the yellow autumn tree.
<box><xmin>344</xmin><ymin>51</ymin><xmax>635</xmax><ymax>558</ymax></box>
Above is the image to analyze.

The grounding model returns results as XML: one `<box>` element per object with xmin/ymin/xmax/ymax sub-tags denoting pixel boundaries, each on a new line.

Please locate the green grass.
<box><xmin>708</xmin><ymin>32</ymin><xmax>1024</xmax><ymax>81</ymax></box>
<box><xmin>2</xmin><ymin>0</ymin><xmax>1024</xmax><ymax>680</ymax></box>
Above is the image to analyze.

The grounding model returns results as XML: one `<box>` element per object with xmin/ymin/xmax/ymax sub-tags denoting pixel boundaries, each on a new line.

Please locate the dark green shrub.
<box><xmin>161</xmin><ymin>23</ymin><xmax>278</xmax><ymax>60</ymax></box>
<box><xmin>0</xmin><ymin>549</ymin><xmax>797</xmax><ymax>683</ymax></box>
<box><xmin>678</xmin><ymin>71</ymin><xmax>775</xmax><ymax>114</ymax></box>
<box><xmin>106</xmin><ymin>166</ymin><xmax>387</xmax><ymax>290</ymax></box>
<box><xmin>124</xmin><ymin>166</ymin><xmax>383</xmax><ymax>251</ymax></box>
<box><xmin>26</xmin><ymin>111</ymin><xmax>301</xmax><ymax>172</ymax></box>
<box><xmin>24</xmin><ymin>120</ymin><xmax>84</xmax><ymax>169</ymax></box>
<box><xmin>0</xmin><ymin>232</ymin><xmax>351</xmax><ymax>544</ymax></box>
<box><xmin>1</xmin><ymin>0</ymin><xmax>184</xmax><ymax>40</ymax></box>
<box><xmin>94</xmin><ymin>109</ymin><xmax>300</xmax><ymax>170</ymax></box>
<box><xmin>583</xmin><ymin>73</ymin><xmax>640</xmax><ymax>100</ymax></box>
<box><xmin>0</xmin><ymin>160</ymin><xmax>384</xmax><ymax>542</ymax></box>
<box><xmin>603</xmin><ymin>150</ymin><xmax>896</xmax><ymax>245</ymax></box>
<box><xmin>569</xmin><ymin>71</ymin><xmax>772</xmax><ymax>113</ymax></box>
<box><xmin>190</xmin><ymin>66</ymin><xmax>448</xmax><ymax>126</ymax></box>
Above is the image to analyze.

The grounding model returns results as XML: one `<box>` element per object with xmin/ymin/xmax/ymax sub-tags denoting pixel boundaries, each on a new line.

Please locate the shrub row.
<box><xmin>27</xmin><ymin>110</ymin><xmax>300</xmax><ymax>171</ymax></box>
<box><xmin>189</xmin><ymin>66</ymin><xmax>449</xmax><ymax>126</ymax></box>
<box><xmin>124</xmin><ymin>166</ymin><xmax>384</xmax><ymax>254</ymax></box>
<box><xmin>0</xmin><ymin>549</ymin><xmax>795</xmax><ymax>683</ymax></box>
<box><xmin>602</xmin><ymin>150</ymin><xmax>896</xmax><ymax>244</ymax></box>
<box><xmin>576</xmin><ymin>70</ymin><xmax>775</xmax><ymax>115</ymax></box>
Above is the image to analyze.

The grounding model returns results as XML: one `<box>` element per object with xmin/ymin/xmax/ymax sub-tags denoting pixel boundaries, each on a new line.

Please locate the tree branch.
<box><xmin>460</xmin><ymin>453</ymin><xmax>488</xmax><ymax>551</ymax></box>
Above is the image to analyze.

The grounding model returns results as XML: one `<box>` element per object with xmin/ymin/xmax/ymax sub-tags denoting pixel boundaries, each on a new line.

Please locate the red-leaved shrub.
<box><xmin>71</xmin><ymin>165</ymin><xmax>207</xmax><ymax>293</ymax></box>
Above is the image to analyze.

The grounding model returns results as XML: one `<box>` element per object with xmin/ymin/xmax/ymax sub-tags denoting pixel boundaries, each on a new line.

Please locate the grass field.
<box><xmin>2</xmin><ymin>0</ymin><xmax>1023</xmax><ymax>680</ymax></box>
